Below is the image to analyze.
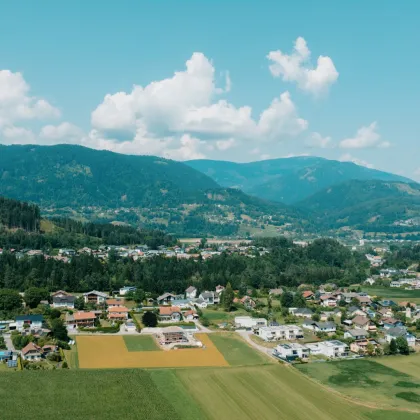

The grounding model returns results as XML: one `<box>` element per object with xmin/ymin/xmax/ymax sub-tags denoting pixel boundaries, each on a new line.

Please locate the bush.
<box><xmin>62</xmin><ymin>361</ymin><xmax>68</xmax><ymax>369</ymax></box>
<box><xmin>56</xmin><ymin>340</ymin><xmax>71</xmax><ymax>350</ymax></box>
<box><xmin>47</xmin><ymin>352</ymin><xmax>62</xmax><ymax>362</ymax></box>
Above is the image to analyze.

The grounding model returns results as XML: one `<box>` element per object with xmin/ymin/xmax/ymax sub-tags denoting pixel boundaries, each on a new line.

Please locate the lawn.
<box><xmin>64</xmin><ymin>343</ymin><xmax>79</xmax><ymax>369</ymax></box>
<box><xmin>123</xmin><ymin>335</ymin><xmax>160</xmax><ymax>351</ymax></box>
<box><xmin>297</xmin><ymin>358</ymin><xmax>420</xmax><ymax>411</ymax></box>
<box><xmin>208</xmin><ymin>333</ymin><xmax>272</xmax><ymax>366</ymax></box>
<box><xmin>202</xmin><ymin>307</ymin><xmax>248</xmax><ymax>324</ymax></box>
<box><xmin>363</xmin><ymin>287</ymin><xmax>420</xmax><ymax>304</ymax></box>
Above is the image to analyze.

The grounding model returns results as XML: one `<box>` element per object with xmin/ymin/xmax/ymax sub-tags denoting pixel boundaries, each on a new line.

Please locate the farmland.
<box><xmin>296</xmin><ymin>358</ymin><xmax>420</xmax><ymax>411</ymax></box>
<box><xmin>76</xmin><ymin>333</ymin><xmax>228</xmax><ymax>369</ymax></box>
<box><xmin>375</xmin><ymin>352</ymin><xmax>420</xmax><ymax>378</ymax></box>
<box><xmin>209</xmin><ymin>333</ymin><xmax>271</xmax><ymax>366</ymax></box>
<box><xmin>362</xmin><ymin>287</ymin><xmax>420</xmax><ymax>304</ymax></box>
<box><xmin>123</xmin><ymin>335</ymin><xmax>160</xmax><ymax>351</ymax></box>
<box><xmin>0</xmin><ymin>364</ymin><xmax>412</xmax><ymax>420</ymax></box>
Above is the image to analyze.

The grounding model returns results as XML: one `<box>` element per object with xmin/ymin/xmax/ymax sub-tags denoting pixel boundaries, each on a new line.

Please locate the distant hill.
<box><xmin>0</xmin><ymin>144</ymin><xmax>219</xmax><ymax>208</ymax></box>
<box><xmin>297</xmin><ymin>180</ymin><xmax>420</xmax><ymax>231</ymax></box>
<box><xmin>0</xmin><ymin>145</ymin><xmax>306</xmax><ymax>237</ymax></box>
<box><xmin>186</xmin><ymin>157</ymin><xmax>412</xmax><ymax>204</ymax></box>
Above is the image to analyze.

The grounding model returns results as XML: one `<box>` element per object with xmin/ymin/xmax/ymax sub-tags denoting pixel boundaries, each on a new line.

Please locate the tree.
<box><xmin>366</xmin><ymin>343</ymin><xmax>375</xmax><ymax>356</ymax></box>
<box><xmin>389</xmin><ymin>338</ymin><xmax>398</xmax><ymax>355</ymax></box>
<box><xmin>280</xmin><ymin>291</ymin><xmax>294</xmax><ymax>309</ymax></box>
<box><xmin>396</xmin><ymin>336</ymin><xmax>410</xmax><ymax>355</ymax></box>
<box><xmin>0</xmin><ymin>289</ymin><xmax>22</xmax><ymax>313</ymax></box>
<box><xmin>48</xmin><ymin>308</ymin><xmax>62</xmax><ymax>320</ymax></box>
<box><xmin>416</xmin><ymin>319</ymin><xmax>420</xmax><ymax>331</ymax></box>
<box><xmin>221</xmin><ymin>282</ymin><xmax>234</xmax><ymax>311</ymax></box>
<box><xmin>292</xmin><ymin>292</ymin><xmax>306</xmax><ymax>308</ymax></box>
<box><xmin>74</xmin><ymin>296</ymin><xmax>85</xmax><ymax>310</ymax></box>
<box><xmin>142</xmin><ymin>311</ymin><xmax>158</xmax><ymax>327</ymax></box>
<box><xmin>24</xmin><ymin>287</ymin><xmax>49</xmax><ymax>309</ymax></box>
<box><xmin>0</xmin><ymin>336</ymin><xmax>6</xmax><ymax>350</ymax></box>
<box><xmin>134</xmin><ymin>289</ymin><xmax>146</xmax><ymax>304</ymax></box>
<box><xmin>312</xmin><ymin>313</ymin><xmax>320</xmax><ymax>322</ymax></box>
<box><xmin>51</xmin><ymin>319</ymin><xmax>69</xmax><ymax>342</ymax></box>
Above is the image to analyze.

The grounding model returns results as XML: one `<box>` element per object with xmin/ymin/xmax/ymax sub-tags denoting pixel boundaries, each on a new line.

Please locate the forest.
<box><xmin>0</xmin><ymin>196</ymin><xmax>40</xmax><ymax>232</ymax></box>
<box><xmin>0</xmin><ymin>238</ymin><xmax>369</xmax><ymax>297</ymax></box>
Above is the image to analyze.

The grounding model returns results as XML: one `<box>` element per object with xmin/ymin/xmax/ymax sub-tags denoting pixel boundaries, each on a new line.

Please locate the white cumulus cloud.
<box><xmin>268</xmin><ymin>37</ymin><xmax>338</xmax><ymax>95</ymax></box>
<box><xmin>339</xmin><ymin>153</ymin><xmax>374</xmax><ymax>169</ymax></box>
<box><xmin>305</xmin><ymin>132</ymin><xmax>332</xmax><ymax>148</ymax></box>
<box><xmin>340</xmin><ymin>122</ymin><xmax>390</xmax><ymax>149</ymax></box>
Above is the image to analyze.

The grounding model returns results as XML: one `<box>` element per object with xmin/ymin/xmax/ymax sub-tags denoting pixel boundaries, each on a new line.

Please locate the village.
<box><xmin>1</xmin><ymin>268</ymin><xmax>420</xmax><ymax>370</ymax></box>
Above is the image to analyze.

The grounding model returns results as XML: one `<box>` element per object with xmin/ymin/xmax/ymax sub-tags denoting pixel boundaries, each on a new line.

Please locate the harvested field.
<box><xmin>376</xmin><ymin>353</ymin><xmax>420</xmax><ymax>379</ymax></box>
<box><xmin>77</xmin><ymin>333</ymin><xmax>228</xmax><ymax>369</ymax></box>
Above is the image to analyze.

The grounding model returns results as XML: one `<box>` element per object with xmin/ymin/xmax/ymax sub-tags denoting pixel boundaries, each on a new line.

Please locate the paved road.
<box><xmin>3</xmin><ymin>334</ymin><xmax>15</xmax><ymax>351</ymax></box>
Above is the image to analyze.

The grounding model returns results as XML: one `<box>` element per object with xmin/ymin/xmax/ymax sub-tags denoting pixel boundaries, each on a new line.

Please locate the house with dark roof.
<box><xmin>157</xmin><ymin>293</ymin><xmax>176</xmax><ymax>305</ymax></box>
<box><xmin>83</xmin><ymin>291</ymin><xmax>108</xmax><ymax>305</ymax></box>
<box><xmin>344</xmin><ymin>329</ymin><xmax>368</xmax><ymax>340</ymax></box>
<box><xmin>290</xmin><ymin>308</ymin><xmax>313</xmax><ymax>318</ymax></box>
<box><xmin>386</xmin><ymin>327</ymin><xmax>416</xmax><ymax>347</ymax></box>
<box><xmin>185</xmin><ymin>286</ymin><xmax>197</xmax><ymax>299</ymax></box>
<box><xmin>52</xmin><ymin>292</ymin><xmax>75</xmax><ymax>309</ymax></box>
<box><xmin>302</xmin><ymin>321</ymin><xmax>336</xmax><ymax>334</ymax></box>
<box><xmin>199</xmin><ymin>291</ymin><xmax>215</xmax><ymax>305</ymax></box>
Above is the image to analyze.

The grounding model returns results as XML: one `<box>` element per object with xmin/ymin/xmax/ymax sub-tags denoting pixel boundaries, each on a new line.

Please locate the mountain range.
<box><xmin>0</xmin><ymin>144</ymin><xmax>418</xmax><ymax>237</ymax></box>
<box><xmin>186</xmin><ymin>157</ymin><xmax>412</xmax><ymax>204</ymax></box>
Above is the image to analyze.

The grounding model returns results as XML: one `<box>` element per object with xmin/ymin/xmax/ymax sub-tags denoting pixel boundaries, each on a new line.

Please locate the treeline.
<box><xmin>0</xmin><ymin>197</ymin><xmax>40</xmax><ymax>232</ymax></box>
<box><xmin>50</xmin><ymin>218</ymin><xmax>176</xmax><ymax>248</ymax></box>
<box><xmin>0</xmin><ymin>238</ymin><xmax>369</xmax><ymax>295</ymax></box>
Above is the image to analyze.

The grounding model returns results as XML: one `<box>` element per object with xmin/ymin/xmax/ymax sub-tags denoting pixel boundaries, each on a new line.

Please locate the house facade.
<box><xmin>15</xmin><ymin>315</ymin><xmax>43</xmax><ymax>332</ymax></box>
<box><xmin>258</xmin><ymin>325</ymin><xmax>303</xmax><ymax>341</ymax></box>
<box><xmin>52</xmin><ymin>291</ymin><xmax>75</xmax><ymax>309</ymax></box>
<box><xmin>234</xmin><ymin>316</ymin><xmax>267</xmax><ymax>329</ymax></box>
<box><xmin>306</xmin><ymin>340</ymin><xmax>349</xmax><ymax>358</ymax></box>
<box><xmin>273</xmin><ymin>343</ymin><xmax>310</xmax><ymax>361</ymax></box>
<box><xmin>83</xmin><ymin>291</ymin><xmax>108</xmax><ymax>305</ymax></box>
<box><xmin>159</xmin><ymin>306</ymin><xmax>182</xmax><ymax>322</ymax></box>
<box><xmin>107</xmin><ymin>306</ymin><xmax>129</xmax><ymax>321</ymax></box>
<box><xmin>66</xmin><ymin>311</ymin><xmax>96</xmax><ymax>329</ymax></box>
<box><xmin>185</xmin><ymin>286</ymin><xmax>197</xmax><ymax>299</ymax></box>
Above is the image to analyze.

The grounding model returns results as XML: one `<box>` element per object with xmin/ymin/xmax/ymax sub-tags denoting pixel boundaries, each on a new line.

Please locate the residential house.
<box><xmin>290</xmin><ymin>308</ymin><xmax>313</xmax><ymax>318</ymax></box>
<box><xmin>52</xmin><ymin>291</ymin><xmax>75</xmax><ymax>309</ymax></box>
<box><xmin>240</xmin><ymin>296</ymin><xmax>256</xmax><ymax>309</ymax></box>
<box><xmin>306</xmin><ymin>340</ymin><xmax>349</xmax><ymax>358</ymax></box>
<box><xmin>386</xmin><ymin>327</ymin><xmax>416</xmax><ymax>348</ymax></box>
<box><xmin>119</xmin><ymin>286</ymin><xmax>137</xmax><ymax>296</ymax></box>
<box><xmin>183</xmin><ymin>310</ymin><xmax>199</xmax><ymax>321</ymax></box>
<box><xmin>302</xmin><ymin>291</ymin><xmax>314</xmax><ymax>300</ymax></box>
<box><xmin>356</xmin><ymin>295</ymin><xmax>372</xmax><ymax>306</ymax></box>
<box><xmin>273</xmin><ymin>343</ymin><xmax>310</xmax><ymax>361</ymax></box>
<box><xmin>106</xmin><ymin>298</ymin><xmax>126</xmax><ymax>307</ymax></box>
<box><xmin>382</xmin><ymin>318</ymin><xmax>404</xmax><ymax>330</ymax></box>
<box><xmin>21</xmin><ymin>342</ymin><xmax>43</xmax><ymax>361</ymax></box>
<box><xmin>66</xmin><ymin>311</ymin><xmax>96</xmax><ymax>329</ymax></box>
<box><xmin>378</xmin><ymin>307</ymin><xmax>393</xmax><ymax>318</ymax></box>
<box><xmin>83</xmin><ymin>291</ymin><xmax>108</xmax><ymax>305</ymax></box>
<box><xmin>342</xmin><ymin>293</ymin><xmax>359</xmax><ymax>304</ymax></box>
<box><xmin>344</xmin><ymin>329</ymin><xmax>368</xmax><ymax>340</ymax></box>
<box><xmin>350</xmin><ymin>339</ymin><xmax>380</xmax><ymax>354</ymax></box>
<box><xmin>159</xmin><ymin>306</ymin><xmax>182</xmax><ymax>322</ymax></box>
<box><xmin>41</xmin><ymin>345</ymin><xmax>58</xmax><ymax>356</ymax></box>
<box><xmin>215</xmin><ymin>285</ymin><xmax>225</xmax><ymax>294</ymax></box>
<box><xmin>107</xmin><ymin>306</ymin><xmax>129</xmax><ymax>321</ymax></box>
<box><xmin>191</xmin><ymin>298</ymin><xmax>208</xmax><ymax>309</ymax></box>
<box><xmin>234</xmin><ymin>316</ymin><xmax>267</xmax><ymax>329</ymax></box>
<box><xmin>199</xmin><ymin>291</ymin><xmax>215</xmax><ymax>305</ymax></box>
<box><xmin>302</xmin><ymin>321</ymin><xmax>336</xmax><ymax>334</ymax></box>
<box><xmin>15</xmin><ymin>315</ymin><xmax>43</xmax><ymax>332</ymax></box>
<box><xmin>378</xmin><ymin>300</ymin><xmax>398</xmax><ymax>308</ymax></box>
<box><xmin>157</xmin><ymin>293</ymin><xmax>176</xmax><ymax>305</ymax></box>
<box><xmin>185</xmin><ymin>286</ymin><xmax>197</xmax><ymax>299</ymax></box>
<box><xmin>160</xmin><ymin>326</ymin><xmax>187</xmax><ymax>345</ymax></box>
<box><xmin>320</xmin><ymin>295</ymin><xmax>338</xmax><ymax>307</ymax></box>
<box><xmin>348</xmin><ymin>306</ymin><xmax>365</xmax><ymax>317</ymax></box>
<box><xmin>258</xmin><ymin>325</ymin><xmax>303</xmax><ymax>342</ymax></box>
<box><xmin>352</xmin><ymin>315</ymin><xmax>377</xmax><ymax>332</ymax></box>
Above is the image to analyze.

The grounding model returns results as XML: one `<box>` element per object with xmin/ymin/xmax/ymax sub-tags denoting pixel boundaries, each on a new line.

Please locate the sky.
<box><xmin>0</xmin><ymin>1</ymin><xmax>419</xmax><ymax>179</ymax></box>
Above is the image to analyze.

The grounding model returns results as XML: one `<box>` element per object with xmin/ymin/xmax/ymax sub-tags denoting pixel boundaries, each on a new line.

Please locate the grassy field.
<box><xmin>202</xmin><ymin>307</ymin><xmax>248</xmax><ymax>324</ymax></box>
<box><xmin>363</xmin><ymin>287</ymin><xmax>420</xmax><ymax>303</ymax></box>
<box><xmin>297</xmin><ymin>358</ymin><xmax>420</xmax><ymax>411</ymax></box>
<box><xmin>208</xmin><ymin>333</ymin><xmax>271</xmax><ymax>366</ymax></box>
<box><xmin>375</xmin><ymin>352</ymin><xmax>420</xmax><ymax>378</ymax></box>
<box><xmin>123</xmin><ymin>335</ymin><xmax>160</xmax><ymax>351</ymax></box>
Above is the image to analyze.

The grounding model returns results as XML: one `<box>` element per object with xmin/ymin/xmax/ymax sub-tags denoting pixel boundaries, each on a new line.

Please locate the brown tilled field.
<box><xmin>76</xmin><ymin>333</ymin><xmax>229</xmax><ymax>369</ymax></box>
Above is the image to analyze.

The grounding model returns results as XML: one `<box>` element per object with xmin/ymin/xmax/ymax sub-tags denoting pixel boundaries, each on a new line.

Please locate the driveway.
<box><xmin>236</xmin><ymin>330</ymin><xmax>277</xmax><ymax>360</ymax></box>
<box><xmin>3</xmin><ymin>334</ymin><xmax>15</xmax><ymax>351</ymax></box>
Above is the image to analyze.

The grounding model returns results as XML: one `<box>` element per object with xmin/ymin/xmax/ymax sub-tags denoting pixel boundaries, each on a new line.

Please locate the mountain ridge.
<box><xmin>186</xmin><ymin>157</ymin><xmax>413</xmax><ymax>204</ymax></box>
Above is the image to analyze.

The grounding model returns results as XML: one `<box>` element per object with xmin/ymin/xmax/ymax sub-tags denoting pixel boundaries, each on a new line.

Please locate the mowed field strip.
<box><xmin>77</xmin><ymin>333</ymin><xmax>229</xmax><ymax>369</ymax></box>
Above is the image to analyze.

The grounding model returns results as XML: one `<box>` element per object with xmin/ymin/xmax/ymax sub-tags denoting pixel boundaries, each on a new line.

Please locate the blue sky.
<box><xmin>0</xmin><ymin>1</ymin><xmax>419</xmax><ymax>179</ymax></box>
